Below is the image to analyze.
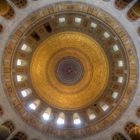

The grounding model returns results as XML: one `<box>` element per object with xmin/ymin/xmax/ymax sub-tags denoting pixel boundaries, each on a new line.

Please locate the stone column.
<box><xmin>0</xmin><ymin>0</ymin><xmax>15</xmax><ymax>19</ymax></box>
<box><xmin>115</xmin><ymin>0</ymin><xmax>133</xmax><ymax>9</ymax></box>
<box><xmin>113</xmin><ymin>133</ymin><xmax>128</xmax><ymax>140</ymax></box>
<box><xmin>127</xmin><ymin>1</ymin><xmax>140</xmax><ymax>20</ymax></box>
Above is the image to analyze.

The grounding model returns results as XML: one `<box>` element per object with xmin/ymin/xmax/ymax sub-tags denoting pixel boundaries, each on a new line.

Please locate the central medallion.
<box><xmin>55</xmin><ymin>56</ymin><xmax>84</xmax><ymax>86</ymax></box>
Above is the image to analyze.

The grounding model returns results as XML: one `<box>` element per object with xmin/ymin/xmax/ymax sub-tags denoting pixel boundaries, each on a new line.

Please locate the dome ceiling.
<box><xmin>0</xmin><ymin>0</ymin><xmax>140</xmax><ymax>140</ymax></box>
<box><xmin>2</xmin><ymin>2</ymin><xmax>138</xmax><ymax>139</ymax></box>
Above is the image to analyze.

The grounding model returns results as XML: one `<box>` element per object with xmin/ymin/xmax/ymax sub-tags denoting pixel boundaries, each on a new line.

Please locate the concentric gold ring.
<box><xmin>30</xmin><ymin>32</ymin><xmax>109</xmax><ymax>110</ymax></box>
<box><xmin>47</xmin><ymin>47</ymin><xmax>92</xmax><ymax>94</ymax></box>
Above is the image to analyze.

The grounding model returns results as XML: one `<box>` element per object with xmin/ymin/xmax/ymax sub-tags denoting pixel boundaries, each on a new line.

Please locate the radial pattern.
<box><xmin>2</xmin><ymin>2</ymin><xmax>138</xmax><ymax>138</ymax></box>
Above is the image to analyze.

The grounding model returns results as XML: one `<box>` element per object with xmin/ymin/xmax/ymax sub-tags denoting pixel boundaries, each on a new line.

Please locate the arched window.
<box><xmin>16</xmin><ymin>59</ymin><xmax>27</xmax><ymax>66</ymax></box>
<box><xmin>112</xmin><ymin>91</ymin><xmax>119</xmax><ymax>99</ymax></box>
<box><xmin>42</xmin><ymin>107</ymin><xmax>52</xmax><ymax>121</ymax></box>
<box><xmin>28</xmin><ymin>100</ymin><xmax>40</xmax><ymax>111</ymax></box>
<box><xmin>21</xmin><ymin>44</ymin><xmax>31</xmax><ymax>53</ymax></box>
<box><xmin>75</xmin><ymin>17</ymin><xmax>82</xmax><ymax>25</ymax></box>
<box><xmin>73</xmin><ymin>113</ymin><xmax>81</xmax><ymax>125</ymax></box>
<box><xmin>16</xmin><ymin>75</ymin><xmax>27</xmax><ymax>82</ymax></box>
<box><xmin>21</xmin><ymin>88</ymin><xmax>32</xmax><ymax>98</ymax></box>
<box><xmin>99</xmin><ymin>102</ymin><xmax>109</xmax><ymax>112</ymax></box>
<box><xmin>87</xmin><ymin>109</ymin><xmax>96</xmax><ymax>120</ymax></box>
<box><xmin>56</xmin><ymin>112</ymin><xmax>65</xmax><ymax>125</ymax></box>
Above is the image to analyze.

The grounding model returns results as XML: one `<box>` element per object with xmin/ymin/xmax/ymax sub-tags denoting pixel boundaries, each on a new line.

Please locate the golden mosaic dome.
<box><xmin>30</xmin><ymin>32</ymin><xmax>109</xmax><ymax>110</ymax></box>
<box><xmin>2</xmin><ymin>2</ymin><xmax>138</xmax><ymax>138</ymax></box>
